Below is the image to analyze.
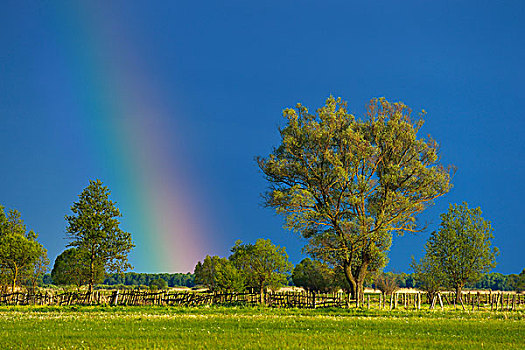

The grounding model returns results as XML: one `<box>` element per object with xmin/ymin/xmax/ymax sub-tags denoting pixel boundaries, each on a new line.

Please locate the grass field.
<box><xmin>0</xmin><ymin>306</ymin><xmax>523</xmax><ymax>349</ymax></box>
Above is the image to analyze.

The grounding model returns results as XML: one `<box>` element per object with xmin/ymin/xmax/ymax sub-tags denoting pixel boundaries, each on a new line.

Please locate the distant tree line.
<box><xmin>103</xmin><ymin>272</ymin><xmax>194</xmax><ymax>288</ymax></box>
<box><xmin>468</xmin><ymin>271</ymin><xmax>525</xmax><ymax>292</ymax></box>
<box><xmin>291</xmin><ymin>264</ymin><xmax>525</xmax><ymax>294</ymax></box>
<box><xmin>369</xmin><ymin>271</ymin><xmax>525</xmax><ymax>292</ymax></box>
<box><xmin>43</xmin><ymin>272</ymin><xmax>194</xmax><ymax>288</ymax></box>
<box><xmin>39</xmin><ymin>268</ymin><xmax>524</xmax><ymax>293</ymax></box>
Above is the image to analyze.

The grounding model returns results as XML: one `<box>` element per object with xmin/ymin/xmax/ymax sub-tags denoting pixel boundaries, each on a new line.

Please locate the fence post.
<box><xmin>394</xmin><ymin>292</ymin><xmax>398</xmax><ymax>309</ymax></box>
<box><xmin>438</xmin><ymin>293</ymin><xmax>444</xmax><ymax>311</ymax></box>
<box><xmin>459</xmin><ymin>294</ymin><xmax>465</xmax><ymax>311</ymax></box>
<box><xmin>111</xmin><ymin>290</ymin><xmax>119</xmax><ymax>306</ymax></box>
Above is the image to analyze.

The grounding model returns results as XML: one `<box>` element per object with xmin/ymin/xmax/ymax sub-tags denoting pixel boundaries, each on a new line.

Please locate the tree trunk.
<box><xmin>30</xmin><ymin>276</ymin><xmax>37</xmax><ymax>294</ymax></box>
<box><xmin>356</xmin><ymin>283</ymin><xmax>365</xmax><ymax>307</ymax></box>
<box><xmin>343</xmin><ymin>260</ymin><xmax>369</xmax><ymax>307</ymax></box>
<box><xmin>11</xmin><ymin>265</ymin><xmax>18</xmax><ymax>293</ymax></box>
<box><xmin>355</xmin><ymin>261</ymin><xmax>369</xmax><ymax>307</ymax></box>
<box><xmin>455</xmin><ymin>284</ymin><xmax>464</xmax><ymax>304</ymax></box>
<box><xmin>427</xmin><ymin>291</ymin><xmax>435</xmax><ymax>304</ymax></box>
<box><xmin>89</xmin><ymin>251</ymin><xmax>95</xmax><ymax>294</ymax></box>
<box><xmin>343</xmin><ymin>263</ymin><xmax>357</xmax><ymax>300</ymax></box>
<box><xmin>260</xmin><ymin>286</ymin><xmax>265</xmax><ymax>305</ymax></box>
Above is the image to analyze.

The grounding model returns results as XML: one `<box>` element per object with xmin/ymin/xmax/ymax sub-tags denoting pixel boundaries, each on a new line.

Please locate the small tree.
<box><xmin>23</xmin><ymin>244</ymin><xmax>49</xmax><ymax>293</ymax></box>
<box><xmin>0</xmin><ymin>234</ymin><xmax>41</xmax><ymax>292</ymax></box>
<box><xmin>230</xmin><ymin>239</ymin><xmax>292</xmax><ymax>303</ymax></box>
<box><xmin>424</xmin><ymin>202</ymin><xmax>498</xmax><ymax>302</ymax></box>
<box><xmin>194</xmin><ymin>255</ymin><xmax>245</xmax><ymax>292</ymax></box>
<box><xmin>292</xmin><ymin>258</ymin><xmax>333</xmax><ymax>292</ymax></box>
<box><xmin>194</xmin><ymin>256</ymin><xmax>217</xmax><ymax>290</ymax></box>
<box><xmin>66</xmin><ymin>180</ymin><xmax>135</xmax><ymax>292</ymax></box>
<box><xmin>411</xmin><ymin>254</ymin><xmax>443</xmax><ymax>301</ymax></box>
<box><xmin>0</xmin><ymin>206</ymin><xmax>47</xmax><ymax>292</ymax></box>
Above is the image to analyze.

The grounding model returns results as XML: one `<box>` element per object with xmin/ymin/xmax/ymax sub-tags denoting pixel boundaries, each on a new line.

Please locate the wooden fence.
<box><xmin>0</xmin><ymin>289</ymin><xmax>523</xmax><ymax>311</ymax></box>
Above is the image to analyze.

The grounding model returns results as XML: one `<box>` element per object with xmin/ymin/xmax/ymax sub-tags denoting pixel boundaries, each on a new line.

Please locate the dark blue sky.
<box><xmin>1</xmin><ymin>1</ymin><xmax>524</xmax><ymax>273</ymax></box>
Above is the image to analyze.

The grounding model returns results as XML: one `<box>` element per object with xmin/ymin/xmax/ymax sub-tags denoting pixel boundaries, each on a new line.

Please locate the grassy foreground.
<box><xmin>0</xmin><ymin>306</ymin><xmax>523</xmax><ymax>349</ymax></box>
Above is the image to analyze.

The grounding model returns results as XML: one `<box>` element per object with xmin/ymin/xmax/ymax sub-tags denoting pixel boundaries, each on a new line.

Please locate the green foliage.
<box><xmin>304</xmin><ymin>230</ymin><xmax>390</xmax><ymax>294</ymax></box>
<box><xmin>215</xmin><ymin>259</ymin><xmax>245</xmax><ymax>292</ymax></box>
<box><xmin>51</xmin><ymin>248</ymin><xmax>104</xmax><ymax>288</ymax></box>
<box><xmin>22</xmin><ymin>243</ymin><xmax>50</xmax><ymax>293</ymax></box>
<box><xmin>0</xmin><ymin>207</ymin><xmax>27</xmax><ymax>236</ymax></box>
<box><xmin>292</xmin><ymin>258</ymin><xmax>333</xmax><ymax>292</ymax></box>
<box><xmin>470</xmin><ymin>271</ymin><xmax>525</xmax><ymax>292</ymax></box>
<box><xmin>149</xmin><ymin>278</ymin><xmax>168</xmax><ymax>291</ymax></box>
<box><xmin>0</xmin><ymin>234</ymin><xmax>41</xmax><ymax>291</ymax></box>
<box><xmin>411</xmin><ymin>254</ymin><xmax>444</xmax><ymax>300</ymax></box>
<box><xmin>42</xmin><ymin>274</ymin><xmax>53</xmax><ymax>285</ymax></box>
<box><xmin>0</xmin><ymin>205</ymin><xmax>48</xmax><ymax>292</ymax></box>
<box><xmin>392</xmin><ymin>272</ymin><xmax>415</xmax><ymax>289</ymax></box>
<box><xmin>423</xmin><ymin>202</ymin><xmax>498</xmax><ymax>300</ymax></box>
<box><xmin>194</xmin><ymin>255</ymin><xmax>245</xmax><ymax>292</ymax></box>
<box><xmin>65</xmin><ymin>180</ymin><xmax>135</xmax><ymax>292</ymax></box>
<box><xmin>332</xmin><ymin>266</ymin><xmax>353</xmax><ymax>292</ymax></box>
<box><xmin>194</xmin><ymin>256</ymin><xmax>219</xmax><ymax>290</ymax></box>
<box><xmin>230</xmin><ymin>239</ymin><xmax>292</xmax><ymax>295</ymax></box>
<box><xmin>101</xmin><ymin>272</ymin><xmax>194</xmax><ymax>288</ymax></box>
<box><xmin>257</xmin><ymin>96</ymin><xmax>452</xmax><ymax>301</ymax></box>
<box><xmin>516</xmin><ymin>269</ymin><xmax>525</xmax><ymax>292</ymax></box>
<box><xmin>42</xmin><ymin>270</ymin><xmax>524</xmax><ymax>292</ymax></box>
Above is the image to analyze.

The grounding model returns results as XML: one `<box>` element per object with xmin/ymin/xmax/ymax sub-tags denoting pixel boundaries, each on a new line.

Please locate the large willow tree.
<box><xmin>257</xmin><ymin>96</ymin><xmax>453</xmax><ymax>304</ymax></box>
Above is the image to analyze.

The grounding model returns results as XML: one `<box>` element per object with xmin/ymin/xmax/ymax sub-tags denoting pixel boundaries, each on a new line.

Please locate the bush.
<box><xmin>149</xmin><ymin>278</ymin><xmax>168</xmax><ymax>291</ymax></box>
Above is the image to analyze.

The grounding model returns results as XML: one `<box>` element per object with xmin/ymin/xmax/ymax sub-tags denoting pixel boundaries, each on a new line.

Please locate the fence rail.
<box><xmin>0</xmin><ymin>290</ymin><xmax>523</xmax><ymax>311</ymax></box>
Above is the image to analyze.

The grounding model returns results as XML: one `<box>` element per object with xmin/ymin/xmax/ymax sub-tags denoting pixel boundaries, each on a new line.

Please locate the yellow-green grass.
<box><xmin>0</xmin><ymin>306</ymin><xmax>523</xmax><ymax>349</ymax></box>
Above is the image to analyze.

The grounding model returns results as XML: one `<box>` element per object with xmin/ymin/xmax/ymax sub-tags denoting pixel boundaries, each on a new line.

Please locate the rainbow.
<box><xmin>53</xmin><ymin>3</ymin><xmax>213</xmax><ymax>272</ymax></box>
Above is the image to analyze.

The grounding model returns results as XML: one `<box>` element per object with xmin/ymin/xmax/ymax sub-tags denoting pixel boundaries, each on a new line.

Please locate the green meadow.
<box><xmin>1</xmin><ymin>306</ymin><xmax>523</xmax><ymax>349</ymax></box>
